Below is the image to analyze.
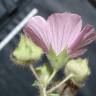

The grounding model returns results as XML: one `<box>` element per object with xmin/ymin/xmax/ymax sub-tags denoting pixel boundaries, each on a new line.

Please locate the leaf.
<box><xmin>32</xmin><ymin>80</ymin><xmax>39</xmax><ymax>87</ymax></box>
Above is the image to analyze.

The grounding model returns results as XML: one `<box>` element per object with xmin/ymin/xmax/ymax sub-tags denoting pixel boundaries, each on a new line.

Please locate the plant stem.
<box><xmin>29</xmin><ymin>65</ymin><xmax>48</xmax><ymax>96</ymax></box>
<box><xmin>47</xmin><ymin>74</ymin><xmax>74</xmax><ymax>94</ymax></box>
<box><xmin>42</xmin><ymin>87</ymin><xmax>47</xmax><ymax>96</ymax></box>
<box><xmin>47</xmin><ymin>70</ymin><xmax>56</xmax><ymax>84</ymax></box>
<box><xmin>29</xmin><ymin>64</ymin><xmax>40</xmax><ymax>83</ymax></box>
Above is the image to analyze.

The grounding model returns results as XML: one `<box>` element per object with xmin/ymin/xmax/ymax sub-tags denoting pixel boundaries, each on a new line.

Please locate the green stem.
<box><xmin>47</xmin><ymin>70</ymin><xmax>57</xmax><ymax>84</ymax></box>
<box><xmin>43</xmin><ymin>87</ymin><xmax>47</xmax><ymax>96</ymax></box>
<box><xmin>47</xmin><ymin>74</ymin><xmax>74</xmax><ymax>94</ymax></box>
<box><xmin>29</xmin><ymin>65</ymin><xmax>48</xmax><ymax>96</ymax></box>
<box><xmin>29</xmin><ymin>64</ymin><xmax>40</xmax><ymax>83</ymax></box>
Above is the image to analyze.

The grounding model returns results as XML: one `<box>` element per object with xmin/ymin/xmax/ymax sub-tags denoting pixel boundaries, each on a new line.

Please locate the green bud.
<box><xmin>64</xmin><ymin>58</ymin><xmax>91</xmax><ymax>86</ymax></box>
<box><xmin>47</xmin><ymin>49</ymin><xmax>69</xmax><ymax>71</ymax></box>
<box><xmin>11</xmin><ymin>34</ymin><xmax>43</xmax><ymax>65</ymax></box>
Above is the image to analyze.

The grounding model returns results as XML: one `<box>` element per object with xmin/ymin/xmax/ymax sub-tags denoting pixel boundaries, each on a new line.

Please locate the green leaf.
<box><xmin>32</xmin><ymin>80</ymin><xmax>39</xmax><ymax>87</ymax></box>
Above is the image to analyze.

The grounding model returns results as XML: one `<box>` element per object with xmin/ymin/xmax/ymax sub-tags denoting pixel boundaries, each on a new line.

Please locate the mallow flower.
<box><xmin>11</xmin><ymin>12</ymin><xmax>95</xmax><ymax>96</ymax></box>
<box><xmin>23</xmin><ymin>12</ymin><xmax>96</xmax><ymax>58</ymax></box>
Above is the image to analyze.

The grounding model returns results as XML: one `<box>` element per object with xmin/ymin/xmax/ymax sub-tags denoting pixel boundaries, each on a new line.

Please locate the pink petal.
<box><xmin>71</xmin><ymin>25</ymin><xmax>96</xmax><ymax>50</ymax></box>
<box><xmin>82</xmin><ymin>25</ymin><xmax>95</xmax><ymax>40</ymax></box>
<box><xmin>69</xmin><ymin>24</ymin><xmax>96</xmax><ymax>57</ymax></box>
<box><xmin>79</xmin><ymin>33</ymin><xmax>96</xmax><ymax>48</ymax></box>
<box><xmin>79</xmin><ymin>25</ymin><xmax>96</xmax><ymax>48</ymax></box>
<box><xmin>23</xmin><ymin>16</ymin><xmax>50</xmax><ymax>52</ymax></box>
<box><xmin>69</xmin><ymin>24</ymin><xmax>93</xmax><ymax>52</ymax></box>
<box><xmin>47</xmin><ymin>12</ymin><xmax>82</xmax><ymax>55</ymax></box>
<box><xmin>69</xmin><ymin>48</ymin><xmax>87</xmax><ymax>58</ymax></box>
<box><xmin>67</xmin><ymin>14</ymin><xmax>82</xmax><ymax>47</ymax></box>
<box><xmin>23</xmin><ymin>27</ymin><xmax>48</xmax><ymax>52</ymax></box>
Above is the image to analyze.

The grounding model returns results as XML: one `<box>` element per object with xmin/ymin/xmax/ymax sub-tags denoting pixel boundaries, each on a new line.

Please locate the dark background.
<box><xmin>0</xmin><ymin>0</ymin><xmax>96</xmax><ymax>96</ymax></box>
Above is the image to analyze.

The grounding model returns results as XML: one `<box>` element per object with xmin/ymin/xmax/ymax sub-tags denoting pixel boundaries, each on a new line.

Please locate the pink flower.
<box><xmin>23</xmin><ymin>12</ymin><xmax>96</xmax><ymax>58</ymax></box>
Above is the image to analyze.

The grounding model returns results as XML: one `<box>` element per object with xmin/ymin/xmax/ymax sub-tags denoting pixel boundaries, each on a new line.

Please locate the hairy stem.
<box><xmin>29</xmin><ymin>64</ymin><xmax>40</xmax><ymax>83</ymax></box>
<box><xmin>47</xmin><ymin>70</ymin><xmax>57</xmax><ymax>84</ymax></box>
<box><xmin>29</xmin><ymin>64</ymin><xmax>48</xmax><ymax>96</ymax></box>
<box><xmin>47</xmin><ymin>74</ymin><xmax>74</xmax><ymax>93</ymax></box>
<box><xmin>43</xmin><ymin>87</ymin><xmax>47</xmax><ymax>96</ymax></box>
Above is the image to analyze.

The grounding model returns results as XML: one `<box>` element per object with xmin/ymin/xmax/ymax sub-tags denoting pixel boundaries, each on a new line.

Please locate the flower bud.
<box><xmin>11</xmin><ymin>34</ymin><xmax>43</xmax><ymax>65</ymax></box>
<box><xmin>64</xmin><ymin>58</ymin><xmax>91</xmax><ymax>86</ymax></box>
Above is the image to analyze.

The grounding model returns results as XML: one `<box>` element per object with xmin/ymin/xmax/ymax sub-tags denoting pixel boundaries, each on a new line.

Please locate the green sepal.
<box><xmin>47</xmin><ymin>48</ymin><xmax>69</xmax><ymax>71</ymax></box>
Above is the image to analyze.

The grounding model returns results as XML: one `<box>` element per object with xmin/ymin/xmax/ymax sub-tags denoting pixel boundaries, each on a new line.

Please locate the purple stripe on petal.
<box><xmin>74</xmin><ymin>25</ymin><xmax>96</xmax><ymax>50</ymax></box>
<box><xmin>23</xmin><ymin>12</ymin><xmax>96</xmax><ymax>58</ymax></box>
<box><xmin>23</xmin><ymin>16</ymin><xmax>50</xmax><ymax>52</ymax></box>
<box><xmin>69</xmin><ymin>48</ymin><xmax>87</xmax><ymax>58</ymax></box>
<box><xmin>69</xmin><ymin>24</ymin><xmax>94</xmax><ymax>52</ymax></box>
<box><xmin>47</xmin><ymin>12</ymin><xmax>82</xmax><ymax>55</ymax></box>
<box><xmin>23</xmin><ymin>27</ymin><xmax>48</xmax><ymax>52</ymax></box>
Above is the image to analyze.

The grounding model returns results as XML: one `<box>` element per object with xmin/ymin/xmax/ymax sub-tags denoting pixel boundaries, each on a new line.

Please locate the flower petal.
<box><xmin>82</xmin><ymin>25</ymin><xmax>95</xmax><ymax>40</ymax></box>
<box><xmin>23</xmin><ymin>16</ymin><xmax>50</xmax><ymax>52</ymax></box>
<box><xmin>70</xmin><ymin>48</ymin><xmax>87</xmax><ymax>58</ymax></box>
<box><xmin>70</xmin><ymin>25</ymin><xmax>96</xmax><ymax>52</ymax></box>
<box><xmin>79</xmin><ymin>25</ymin><xmax>96</xmax><ymax>48</ymax></box>
<box><xmin>67</xmin><ymin>14</ymin><xmax>82</xmax><ymax>47</ymax></box>
<box><xmin>47</xmin><ymin>12</ymin><xmax>82</xmax><ymax>55</ymax></box>
<box><xmin>68</xmin><ymin>24</ymin><xmax>96</xmax><ymax>57</ymax></box>
<box><xmin>69</xmin><ymin>25</ymin><xmax>94</xmax><ymax>52</ymax></box>
<box><xmin>23</xmin><ymin>27</ymin><xmax>48</xmax><ymax>52</ymax></box>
